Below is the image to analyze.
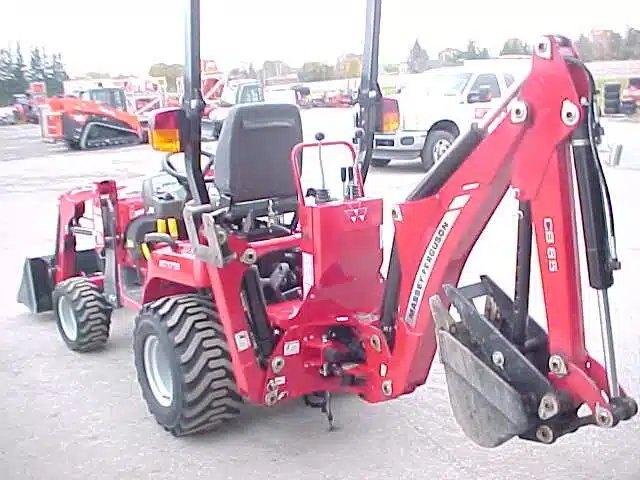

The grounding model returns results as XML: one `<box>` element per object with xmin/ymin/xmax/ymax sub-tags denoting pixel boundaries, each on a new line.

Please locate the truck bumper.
<box><xmin>355</xmin><ymin>131</ymin><xmax>427</xmax><ymax>161</ymax></box>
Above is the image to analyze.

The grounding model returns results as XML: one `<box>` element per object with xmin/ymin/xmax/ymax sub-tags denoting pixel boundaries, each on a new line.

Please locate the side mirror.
<box><xmin>149</xmin><ymin>107</ymin><xmax>186</xmax><ymax>153</ymax></box>
<box><xmin>218</xmin><ymin>99</ymin><xmax>234</xmax><ymax>108</ymax></box>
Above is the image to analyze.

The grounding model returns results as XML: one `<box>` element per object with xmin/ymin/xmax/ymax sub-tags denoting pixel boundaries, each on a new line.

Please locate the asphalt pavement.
<box><xmin>0</xmin><ymin>111</ymin><xmax>639</xmax><ymax>480</ymax></box>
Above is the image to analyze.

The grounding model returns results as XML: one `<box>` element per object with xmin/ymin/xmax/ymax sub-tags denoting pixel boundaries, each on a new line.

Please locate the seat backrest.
<box><xmin>214</xmin><ymin>103</ymin><xmax>303</xmax><ymax>203</ymax></box>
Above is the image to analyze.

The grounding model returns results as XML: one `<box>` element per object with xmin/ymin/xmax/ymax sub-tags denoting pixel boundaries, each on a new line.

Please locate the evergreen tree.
<box><xmin>49</xmin><ymin>53</ymin><xmax>69</xmax><ymax>96</ymax></box>
<box><xmin>574</xmin><ymin>34</ymin><xmax>595</xmax><ymax>62</ymax></box>
<box><xmin>407</xmin><ymin>39</ymin><xmax>430</xmax><ymax>73</ymax></box>
<box><xmin>0</xmin><ymin>48</ymin><xmax>12</xmax><ymax>105</ymax></box>
<box><xmin>8</xmin><ymin>42</ymin><xmax>28</xmax><ymax>96</ymax></box>
<box><xmin>621</xmin><ymin>28</ymin><xmax>640</xmax><ymax>60</ymax></box>
<box><xmin>28</xmin><ymin>46</ymin><xmax>43</xmax><ymax>81</ymax></box>
<box><xmin>500</xmin><ymin>38</ymin><xmax>531</xmax><ymax>55</ymax></box>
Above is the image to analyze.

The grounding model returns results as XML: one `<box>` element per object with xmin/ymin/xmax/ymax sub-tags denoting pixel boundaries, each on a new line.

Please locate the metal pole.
<box><xmin>183</xmin><ymin>0</ymin><xmax>209</xmax><ymax>206</ymax></box>
<box><xmin>356</xmin><ymin>0</ymin><xmax>382</xmax><ymax>182</ymax></box>
<box><xmin>597</xmin><ymin>289</ymin><xmax>620</xmax><ymax>398</ymax></box>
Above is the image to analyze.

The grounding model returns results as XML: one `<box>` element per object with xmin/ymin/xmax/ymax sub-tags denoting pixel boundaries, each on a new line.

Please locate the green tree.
<box><xmin>574</xmin><ymin>34</ymin><xmax>595</xmax><ymax>62</ymax></box>
<box><xmin>500</xmin><ymin>38</ymin><xmax>531</xmax><ymax>55</ymax></box>
<box><xmin>148</xmin><ymin>63</ymin><xmax>183</xmax><ymax>92</ymax></box>
<box><xmin>622</xmin><ymin>28</ymin><xmax>640</xmax><ymax>60</ymax></box>
<box><xmin>0</xmin><ymin>48</ymin><xmax>12</xmax><ymax>105</ymax></box>
<box><xmin>48</xmin><ymin>53</ymin><xmax>69</xmax><ymax>96</ymax></box>
<box><xmin>298</xmin><ymin>62</ymin><xmax>335</xmax><ymax>82</ymax></box>
<box><xmin>407</xmin><ymin>39</ymin><xmax>430</xmax><ymax>73</ymax></box>
<box><xmin>8</xmin><ymin>42</ymin><xmax>28</xmax><ymax>96</ymax></box>
<box><xmin>610</xmin><ymin>31</ymin><xmax>624</xmax><ymax>59</ymax></box>
<box><xmin>28</xmin><ymin>46</ymin><xmax>46</xmax><ymax>81</ymax></box>
<box><xmin>336</xmin><ymin>54</ymin><xmax>362</xmax><ymax>78</ymax></box>
<box><xmin>456</xmin><ymin>41</ymin><xmax>490</xmax><ymax>61</ymax></box>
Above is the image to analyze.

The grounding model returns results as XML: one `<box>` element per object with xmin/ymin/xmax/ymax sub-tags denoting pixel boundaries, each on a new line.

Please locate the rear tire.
<box><xmin>133</xmin><ymin>294</ymin><xmax>242</xmax><ymax>436</ymax></box>
<box><xmin>52</xmin><ymin>277</ymin><xmax>112</xmax><ymax>352</ymax></box>
<box><xmin>421</xmin><ymin>130</ymin><xmax>456</xmax><ymax>171</ymax></box>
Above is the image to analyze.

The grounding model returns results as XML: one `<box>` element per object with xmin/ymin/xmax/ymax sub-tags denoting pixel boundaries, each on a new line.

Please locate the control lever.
<box><xmin>347</xmin><ymin>166</ymin><xmax>362</xmax><ymax>199</ymax></box>
<box><xmin>314</xmin><ymin>132</ymin><xmax>330</xmax><ymax>203</ymax></box>
<box><xmin>340</xmin><ymin>167</ymin><xmax>348</xmax><ymax>198</ymax></box>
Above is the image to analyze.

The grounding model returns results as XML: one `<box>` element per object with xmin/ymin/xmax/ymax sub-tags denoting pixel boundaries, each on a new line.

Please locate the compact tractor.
<box><xmin>18</xmin><ymin>0</ymin><xmax>637</xmax><ymax>446</ymax></box>
<box><xmin>42</xmin><ymin>87</ymin><xmax>145</xmax><ymax>150</ymax></box>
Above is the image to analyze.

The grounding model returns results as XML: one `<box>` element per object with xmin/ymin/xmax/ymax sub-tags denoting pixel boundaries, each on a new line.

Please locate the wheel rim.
<box><xmin>57</xmin><ymin>296</ymin><xmax>78</xmax><ymax>341</ymax></box>
<box><xmin>143</xmin><ymin>335</ymin><xmax>174</xmax><ymax>407</ymax></box>
<box><xmin>432</xmin><ymin>138</ymin><xmax>452</xmax><ymax>162</ymax></box>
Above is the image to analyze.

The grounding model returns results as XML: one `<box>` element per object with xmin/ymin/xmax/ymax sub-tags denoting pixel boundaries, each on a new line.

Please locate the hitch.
<box><xmin>430</xmin><ymin>276</ymin><xmax>637</xmax><ymax>448</ymax></box>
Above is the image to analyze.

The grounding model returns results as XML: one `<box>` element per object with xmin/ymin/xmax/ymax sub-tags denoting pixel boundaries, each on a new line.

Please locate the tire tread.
<box><xmin>137</xmin><ymin>294</ymin><xmax>242</xmax><ymax>436</ymax></box>
<box><xmin>53</xmin><ymin>277</ymin><xmax>112</xmax><ymax>352</ymax></box>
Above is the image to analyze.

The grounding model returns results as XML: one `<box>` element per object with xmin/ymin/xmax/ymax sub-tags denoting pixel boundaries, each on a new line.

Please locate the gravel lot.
<box><xmin>0</xmin><ymin>110</ymin><xmax>638</xmax><ymax>480</ymax></box>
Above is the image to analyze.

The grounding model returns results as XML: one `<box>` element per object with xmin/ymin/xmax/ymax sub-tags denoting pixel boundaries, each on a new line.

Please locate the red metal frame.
<box><xmin>379</xmin><ymin>40</ymin><xmax>618</xmax><ymax>418</ymax></box>
<box><xmin>48</xmin><ymin>37</ymin><xmax>625</xmax><ymax>423</ymax></box>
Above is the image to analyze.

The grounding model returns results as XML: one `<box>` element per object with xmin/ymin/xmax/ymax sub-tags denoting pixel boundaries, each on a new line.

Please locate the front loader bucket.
<box><xmin>17</xmin><ymin>256</ymin><xmax>55</xmax><ymax>314</ymax></box>
<box><xmin>430</xmin><ymin>277</ymin><xmax>555</xmax><ymax>448</ymax></box>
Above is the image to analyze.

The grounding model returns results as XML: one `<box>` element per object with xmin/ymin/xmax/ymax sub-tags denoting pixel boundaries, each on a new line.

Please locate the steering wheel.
<box><xmin>161</xmin><ymin>151</ymin><xmax>215</xmax><ymax>193</ymax></box>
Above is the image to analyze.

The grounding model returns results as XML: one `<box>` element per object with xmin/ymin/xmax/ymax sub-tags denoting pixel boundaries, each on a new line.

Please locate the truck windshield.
<box><xmin>239</xmin><ymin>84</ymin><xmax>264</xmax><ymax>103</ymax></box>
<box><xmin>403</xmin><ymin>70</ymin><xmax>472</xmax><ymax>97</ymax></box>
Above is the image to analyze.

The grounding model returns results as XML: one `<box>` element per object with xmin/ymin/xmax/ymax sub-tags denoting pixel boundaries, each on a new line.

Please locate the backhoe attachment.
<box><xmin>378</xmin><ymin>35</ymin><xmax>637</xmax><ymax>448</ymax></box>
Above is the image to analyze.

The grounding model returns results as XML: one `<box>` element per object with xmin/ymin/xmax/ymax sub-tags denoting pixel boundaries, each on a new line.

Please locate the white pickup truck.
<box><xmin>359</xmin><ymin>61</ymin><xmax>530</xmax><ymax>170</ymax></box>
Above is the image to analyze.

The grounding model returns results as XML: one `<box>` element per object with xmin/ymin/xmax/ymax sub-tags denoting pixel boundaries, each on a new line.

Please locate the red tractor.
<box><xmin>17</xmin><ymin>0</ymin><xmax>637</xmax><ymax>447</ymax></box>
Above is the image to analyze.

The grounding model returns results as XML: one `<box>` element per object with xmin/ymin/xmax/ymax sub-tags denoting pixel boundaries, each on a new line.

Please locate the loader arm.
<box><xmin>371</xmin><ymin>36</ymin><xmax>637</xmax><ymax>446</ymax></box>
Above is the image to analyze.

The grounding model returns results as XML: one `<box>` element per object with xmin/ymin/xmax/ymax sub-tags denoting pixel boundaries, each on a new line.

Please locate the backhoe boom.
<box><xmin>372</xmin><ymin>36</ymin><xmax>636</xmax><ymax>446</ymax></box>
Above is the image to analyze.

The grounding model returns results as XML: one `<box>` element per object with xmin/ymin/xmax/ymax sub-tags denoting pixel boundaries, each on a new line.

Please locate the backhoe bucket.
<box><xmin>430</xmin><ymin>277</ymin><xmax>554</xmax><ymax>448</ymax></box>
<box><xmin>17</xmin><ymin>256</ymin><xmax>55</xmax><ymax>314</ymax></box>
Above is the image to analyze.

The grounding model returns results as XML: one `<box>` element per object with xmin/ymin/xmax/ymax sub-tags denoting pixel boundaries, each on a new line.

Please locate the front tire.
<box><xmin>52</xmin><ymin>277</ymin><xmax>112</xmax><ymax>352</ymax></box>
<box><xmin>421</xmin><ymin>130</ymin><xmax>456</xmax><ymax>171</ymax></box>
<box><xmin>133</xmin><ymin>294</ymin><xmax>242</xmax><ymax>436</ymax></box>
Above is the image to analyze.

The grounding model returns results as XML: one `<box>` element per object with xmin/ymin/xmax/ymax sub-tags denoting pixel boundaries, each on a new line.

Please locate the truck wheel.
<box><xmin>66</xmin><ymin>140</ymin><xmax>81</xmax><ymax>151</ymax></box>
<box><xmin>371</xmin><ymin>158</ymin><xmax>391</xmax><ymax>168</ymax></box>
<box><xmin>52</xmin><ymin>277</ymin><xmax>112</xmax><ymax>352</ymax></box>
<box><xmin>421</xmin><ymin>130</ymin><xmax>456</xmax><ymax>171</ymax></box>
<box><xmin>133</xmin><ymin>294</ymin><xmax>243</xmax><ymax>436</ymax></box>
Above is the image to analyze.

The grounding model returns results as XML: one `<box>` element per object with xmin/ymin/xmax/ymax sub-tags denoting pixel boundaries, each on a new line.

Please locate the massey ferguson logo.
<box><xmin>344</xmin><ymin>207</ymin><xmax>368</xmax><ymax>223</ymax></box>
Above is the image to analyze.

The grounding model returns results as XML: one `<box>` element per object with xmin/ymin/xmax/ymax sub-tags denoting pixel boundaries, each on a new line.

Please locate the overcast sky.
<box><xmin>1</xmin><ymin>0</ymin><xmax>633</xmax><ymax>77</ymax></box>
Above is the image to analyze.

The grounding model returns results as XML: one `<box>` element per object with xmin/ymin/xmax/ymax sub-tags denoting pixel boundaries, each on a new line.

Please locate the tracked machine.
<box><xmin>42</xmin><ymin>87</ymin><xmax>144</xmax><ymax>150</ymax></box>
<box><xmin>17</xmin><ymin>0</ymin><xmax>637</xmax><ymax>446</ymax></box>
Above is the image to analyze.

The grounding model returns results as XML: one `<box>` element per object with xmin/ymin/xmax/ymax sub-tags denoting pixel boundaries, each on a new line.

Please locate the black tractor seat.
<box><xmin>213</xmin><ymin>102</ymin><xmax>303</xmax><ymax>237</ymax></box>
